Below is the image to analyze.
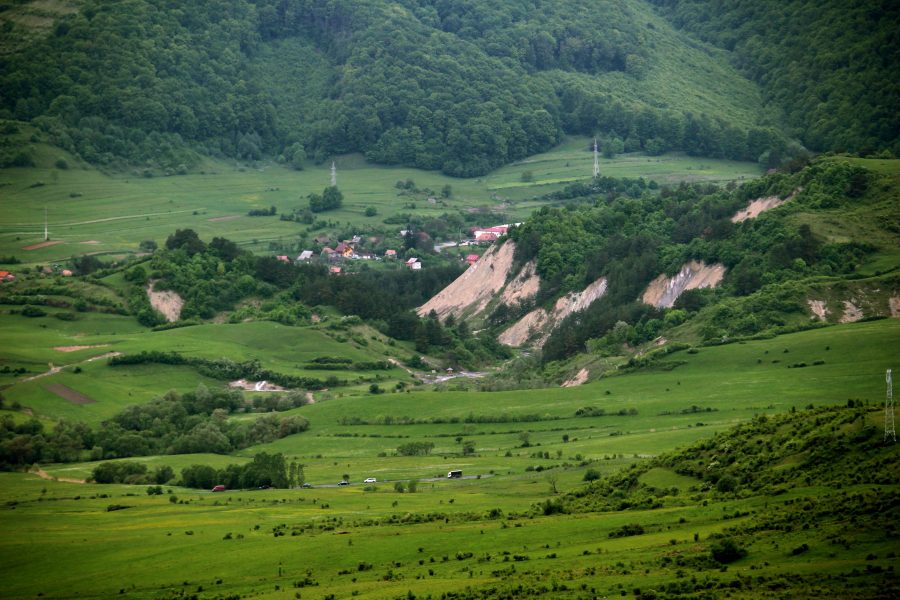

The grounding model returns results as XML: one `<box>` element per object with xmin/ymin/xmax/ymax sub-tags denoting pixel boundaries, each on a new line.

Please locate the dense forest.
<box><xmin>649</xmin><ymin>0</ymin><xmax>900</xmax><ymax>156</ymax></box>
<box><xmin>0</xmin><ymin>0</ymin><xmax>821</xmax><ymax>174</ymax></box>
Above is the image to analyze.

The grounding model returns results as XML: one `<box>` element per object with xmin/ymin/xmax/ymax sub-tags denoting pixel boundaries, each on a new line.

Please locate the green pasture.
<box><xmin>1</xmin><ymin>320</ymin><xmax>897</xmax><ymax>598</ymax></box>
<box><xmin>0</xmin><ymin>137</ymin><xmax>762</xmax><ymax>266</ymax></box>
<box><xmin>0</xmin><ymin>311</ymin><xmax>414</xmax><ymax>424</ymax></box>
<box><xmin>0</xmin><ymin>470</ymin><xmax>892</xmax><ymax>599</ymax></box>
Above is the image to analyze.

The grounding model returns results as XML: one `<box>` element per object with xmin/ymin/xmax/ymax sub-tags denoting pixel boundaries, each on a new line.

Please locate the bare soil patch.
<box><xmin>562</xmin><ymin>368</ymin><xmax>589</xmax><ymax>387</ymax></box>
<box><xmin>22</xmin><ymin>240</ymin><xmax>63</xmax><ymax>251</ymax></box>
<box><xmin>53</xmin><ymin>344</ymin><xmax>109</xmax><ymax>353</ymax></box>
<box><xmin>840</xmin><ymin>301</ymin><xmax>864</xmax><ymax>323</ymax></box>
<box><xmin>147</xmin><ymin>282</ymin><xmax>183</xmax><ymax>322</ymax></box>
<box><xmin>642</xmin><ymin>261</ymin><xmax>726</xmax><ymax>309</ymax></box>
<box><xmin>45</xmin><ymin>383</ymin><xmax>96</xmax><ymax>404</ymax></box>
<box><xmin>807</xmin><ymin>300</ymin><xmax>829</xmax><ymax>320</ymax></box>
<box><xmin>500</xmin><ymin>277</ymin><xmax>608</xmax><ymax>347</ymax></box>
<box><xmin>500</xmin><ymin>260</ymin><xmax>540</xmax><ymax>306</ymax></box>
<box><xmin>208</xmin><ymin>215</ymin><xmax>242</xmax><ymax>222</ymax></box>
<box><xmin>731</xmin><ymin>189</ymin><xmax>800</xmax><ymax>223</ymax></box>
<box><xmin>80</xmin><ymin>240</ymin><xmax>100</xmax><ymax>245</ymax></box>
<box><xmin>890</xmin><ymin>297</ymin><xmax>900</xmax><ymax>318</ymax></box>
<box><xmin>229</xmin><ymin>379</ymin><xmax>286</xmax><ymax>392</ymax></box>
<box><xmin>418</xmin><ymin>242</ymin><xmax>517</xmax><ymax>320</ymax></box>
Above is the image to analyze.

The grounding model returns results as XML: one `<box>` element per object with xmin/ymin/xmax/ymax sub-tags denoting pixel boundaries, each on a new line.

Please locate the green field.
<box><xmin>0</xmin><ymin>308</ymin><xmax>417</xmax><ymax>424</ymax></box>
<box><xmin>0</xmin><ymin>136</ymin><xmax>762</xmax><ymax>266</ymax></box>
<box><xmin>0</xmin><ymin>318</ymin><xmax>896</xmax><ymax>598</ymax></box>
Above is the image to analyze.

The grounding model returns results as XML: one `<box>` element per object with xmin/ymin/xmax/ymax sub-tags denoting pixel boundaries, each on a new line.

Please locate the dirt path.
<box><xmin>305</xmin><ymin>392</ymin><xmax>316</xmax><ymax>405</ymax></box>
<box><xmin>19</xmin><ymin>351</ymin><xmax>121</xmax><ymax>382</ymax></box>
<box><xmin>22</xmin><ymin>240</ymin><xmax>64</xmax><ymax>251</ymax></box>
<box><xmin>32</xmin><ymin>468</ymin><xmax>85</xmax><ymax>484</ymax></box>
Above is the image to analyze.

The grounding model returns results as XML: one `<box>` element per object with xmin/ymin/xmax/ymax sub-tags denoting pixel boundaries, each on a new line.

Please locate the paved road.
<box><xmin>309</xmin><ymin>474</ymin><xmax>492</xmax><ymax>489</ymax></box>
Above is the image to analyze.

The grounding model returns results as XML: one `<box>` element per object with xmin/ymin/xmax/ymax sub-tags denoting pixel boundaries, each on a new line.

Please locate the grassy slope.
<box><xmin>1</xmin><ymin>319</ymin><xmax>897</xmax><ymax>598</ymax></box>
<box><xmin>0</xmin><ymin>134</ymin><xmax>761</xmax><ymax>266</ymax></box>
<box><xmin>543</xmin><ymin>0</ymin><xmax>766</xmax><ymax>128</ymax></box>
<box><xmin>0</xmin><ymin>307</ymin><xmax>416</xmax><ymax>423</ymax></box>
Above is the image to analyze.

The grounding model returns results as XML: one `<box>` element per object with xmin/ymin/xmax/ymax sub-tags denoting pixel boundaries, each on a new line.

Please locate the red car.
<box><xmin>211</xmin><ymin>485</ymin><xmax>226</xmax><ymax>492</ymax></box>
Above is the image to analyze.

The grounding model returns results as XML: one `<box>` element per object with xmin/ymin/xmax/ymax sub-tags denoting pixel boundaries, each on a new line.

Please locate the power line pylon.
<box><xmin>592</xmin><ymin>138</ymin><xmax>600</xmax><ymax>178</ymax></box>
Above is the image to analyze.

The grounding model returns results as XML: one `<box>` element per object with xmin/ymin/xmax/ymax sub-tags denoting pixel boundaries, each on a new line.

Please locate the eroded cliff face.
<box><xmin>417</xmin><ymin>242</ymin><xmax>525</xmax><ymax>321</ymax></box>
<box><xmin>731</xmin><ymin>189</ymin><xmax>799</xmax><ymax>223</ymax></box>
<box><xmin>499</xmin><ymin>277</ymin><xmax>608</xmax><ymax>347</ymax></box>
<box><xmin>418</xmin><ymin>241</ymin><xmax>611</xmax><ymax>348</ymax></box>
<box><xmin>641</xmin><ymin>261</ymin><xmax>726</xmax><ymax>309</ymax></box>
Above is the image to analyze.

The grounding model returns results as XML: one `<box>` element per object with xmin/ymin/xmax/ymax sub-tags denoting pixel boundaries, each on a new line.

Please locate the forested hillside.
<box><xmin>1</xmin><ymin>0</ymin><xmax>788</xmax><ymax>174</ymax></box>
<box><xmin>495</xmin><ymin>156</ymin><xmax>899</xmax><ymax>363</ymax></box>
<box><xmin>649</xmin><ymin>0</ymin><xmax>900</xmax><ymax>156</ymax></box>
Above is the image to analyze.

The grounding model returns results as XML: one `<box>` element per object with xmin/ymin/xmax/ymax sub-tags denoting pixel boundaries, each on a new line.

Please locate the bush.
<box><xmin>21</xmin><ymin>305</ymin><xmax>46</xmax><ymax>318</ymax></box>
<box><xmin>710</xmin><ymin>537</ymin><xmax>747</xmax><ymax>563</ymax></box>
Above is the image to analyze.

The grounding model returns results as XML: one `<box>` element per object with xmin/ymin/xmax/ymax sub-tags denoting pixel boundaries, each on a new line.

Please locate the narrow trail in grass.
<box><xmin>19</xmin><ymin>352</ymin><xmax>122</xmax><ymax>382</ymax></box>
<box><xmin>31</xmin><ymin>468</ymin><xmax>85</xmax><ymax>484</ymax></box>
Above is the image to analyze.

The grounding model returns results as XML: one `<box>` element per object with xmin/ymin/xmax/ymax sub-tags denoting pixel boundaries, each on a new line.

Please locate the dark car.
<box><xmin>338</xmin><ymin>480</ymin><xmax>349</xmax><ymax>486</ymax></box>
<box><xmin>301</xmin><ymin>483</ymin><xmax>312</xmax><ymax>488</ymax></box>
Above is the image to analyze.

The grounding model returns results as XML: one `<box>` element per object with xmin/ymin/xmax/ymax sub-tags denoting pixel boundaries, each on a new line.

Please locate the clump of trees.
<box><xmin>180</xmin><ymin>452</ymin><xmax>300</xmax><ymax>489</ymax></box>
<box><xmin>308</xmin><ymin>186</ymin><xmax>343</xmax><ymax>213</ymax></box>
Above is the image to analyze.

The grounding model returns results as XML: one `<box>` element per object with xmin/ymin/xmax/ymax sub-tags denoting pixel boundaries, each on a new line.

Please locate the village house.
<box><xmin>406</xmin><ymin>257</ymin><xmax>422</xmax><ymax>270</ymax></box>
<box><xmin>329</xmin><ymin>266</ymin><xmax>342</xmax><ymax>275</ymax></box>
<box><xmin>275</xmin><ymin>255</ymin><xmax>290</xmax><ymax>262</ymax></box>
<box><xmin>296</xmin><ymin>250</ymin><xmax>314</xmax><ymax>262</ymax></box>
<box><xmin>335</xmin><ymin>242</ymin><xmax>354</xmax><ymax>258</ymax></box>
<box><xmin>0</xmin><ymin>271</ymin><xmax>15</xmax><ymax>282</ymax></box>
<box><xmin>384</xmin><ymin>249</ymin><xmax>397</xmax><ymax>258</ymax></box>
<box><xmin>465</xmin><ymin>254</ymin><xmax>480</xmax><ymax>266</ymax></box>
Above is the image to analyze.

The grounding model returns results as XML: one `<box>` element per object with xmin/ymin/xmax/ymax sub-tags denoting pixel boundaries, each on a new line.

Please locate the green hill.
<box><xmin>0</xmin><ymin>0</ymin><xmax>786</xmax><ymax>175</ymax></box>
<box><xmin>648</xmin><ymin>0</ymin><xmax>900</xmax><ymax>156</ymax></box>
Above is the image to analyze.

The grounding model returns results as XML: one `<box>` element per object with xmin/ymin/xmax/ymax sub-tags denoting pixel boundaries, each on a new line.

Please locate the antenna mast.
<box><xmin>886</xmin><ymin>369</ymin><xmax>896</xmax><ymax>443</ymax></box>
<box><xmin>330</xmin><ymin>161</ymin><xmax>337</xmax><ymax>187</ymax></box>
<box><xmin>592</xmin><ymin>138</ymin><xmax>600</xmax><ymax>178</ymax></box>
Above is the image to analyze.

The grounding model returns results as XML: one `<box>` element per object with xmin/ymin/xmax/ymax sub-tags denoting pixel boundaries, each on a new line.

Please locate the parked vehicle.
<box><xmin>364</xmin><ymin>477</ymin><xmax>377</xmax><ymax>483</ymax></box>
<box><xmin>301</xmin><ymin>483</ymin><xmax>312</xmax><ymax>488</ymax></box>
<box><xmin>338</xmin><ymin>480</ymin><xmax>349</xmax><ymax>486</ymax></box>
<box><xmin>447</xmin><ymin>470</ymin><xmax>462</xmax><ymax>479</ymax></box>
<box><xmin>211</xmin><ymin>485</ymin><xmax>226</xmax><ymax>492</ymax></box>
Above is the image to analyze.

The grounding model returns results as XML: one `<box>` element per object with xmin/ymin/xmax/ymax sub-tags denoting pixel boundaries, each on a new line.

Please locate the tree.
<box><xmin>462</xmin><ymin>441</ymin><xmax>476</xmax><ymax>456</ymax></box>
<box><xmin>165</xmin><ymin>229</ymin><xmax>206</xmax><ymax>255</ymax></box>
<box><xmin>711</xmin><ymin>537</ymin><xmax>746</xmax><ymax>563</ymax></box>
<box><xmin>546</xmin><ymin>471</ymin><xmax>559</xmax><ymax>494</ymax></box>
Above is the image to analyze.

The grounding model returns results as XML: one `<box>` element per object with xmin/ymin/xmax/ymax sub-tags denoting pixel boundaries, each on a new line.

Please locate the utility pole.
<box><xmin>886</xmin><ymin>369</ymin><xmax>896</xmax><ymax>443</ymax></box>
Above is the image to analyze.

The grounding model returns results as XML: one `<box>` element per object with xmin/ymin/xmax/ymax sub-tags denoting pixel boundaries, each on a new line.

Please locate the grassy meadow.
<box><xmin>0</xmin><ymin>135</ymin><xmax>762</xmax><ymax>266</ymax></box>
<box><xmin>0</xmin><ymin>307</ymin><xmax>418</xmax><ymax>424</ymax></box>
<box><xmin>0</xmin><ymin>320</ymin><xmax>891</xmax><ymax>598</ymax></box>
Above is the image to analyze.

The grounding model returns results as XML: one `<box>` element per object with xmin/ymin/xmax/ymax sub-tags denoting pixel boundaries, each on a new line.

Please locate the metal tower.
<box><xmin>886</xmin><ymin>369</ymin><xmax>896</xmax><ymax>443</ymax></box>
<box><xmin>592</xmin><ymin>138</ymin><xmax>600</xmax><ymax>178</ymax></box>
<box><xmin>330</xmin><ymin>161</ymin><xmax>337</xmax><ymax>187</ymax></box>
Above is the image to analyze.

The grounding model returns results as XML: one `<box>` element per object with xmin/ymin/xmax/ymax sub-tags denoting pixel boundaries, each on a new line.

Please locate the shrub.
<box><xmin>21</xmin><ymin>305</ymin><xmax>46</xmax><ymax>318</ymax></box>
<box><xmin>583</xmin><ymin>469</ymin><xmax>601</xmax><ymax>482</ymax></box>
<box><xmin>711</xmin><ymin>537</ymin><xmax>747</xmax><ymax>563</ymax></box>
